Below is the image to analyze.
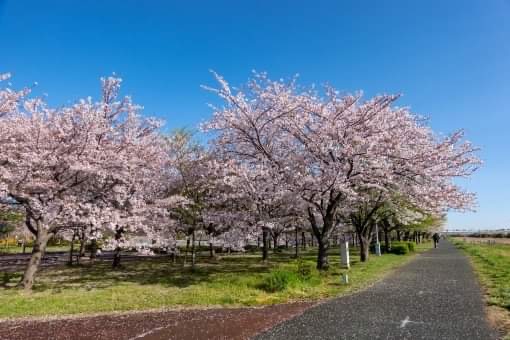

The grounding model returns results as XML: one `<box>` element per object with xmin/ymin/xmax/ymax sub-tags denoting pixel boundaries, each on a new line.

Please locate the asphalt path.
<box><xmin>256</xmin><ymin>240</ymin><xmax>498</xmax><ymax>340</ymax></box>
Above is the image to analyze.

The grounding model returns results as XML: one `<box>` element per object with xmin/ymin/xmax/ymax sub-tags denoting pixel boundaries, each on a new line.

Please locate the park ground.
<box><xmin>2</xmin><ymin>239</ymin><xmax>506</xmax><ymax>340</ymax></box>
<box><xmin>0</xmin><ymin>243</ymin><xmax>430</xmax><ymax>319</ymax></box>
<box><xmin>453</xmin><ymin>238</ymin><xmax>510</xmax><ymax>339</ymax></box>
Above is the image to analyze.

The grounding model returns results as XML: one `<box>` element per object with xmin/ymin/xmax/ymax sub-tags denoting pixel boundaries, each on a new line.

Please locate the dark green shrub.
<box><xmin>390</xmin><ymin>244</ymin><xmax>409</xmax><ymax>255</ymax></box>
<box><xmin>262</xmin><ymin>270</ymin><xmax>297</xmax><ymax>292</ymax></box>
<box><xmin>2</xmin><ymin>272</ymin><xmax>11</xmax><ymax>286</ymax></box>
<box><xmin>407</xmin><ymin>242</ymin><xmax>416</xmax><ymax>252</ymax></box>
<box><xmin>296</xmin><ymin>260</ymin><xmax>313</xmax><ymax>281</ymax></box>
<box><xmin>244</xmin><ymin>245</ymin><xmax>259</xmax><ymax>252</ymax></box>
<box><xmin>47</xmin><ymin>237</ymin><xmax>68</xmax><ymax>246</ymax></box>
<box><xmin>85</xmin><ymin>241</ymin><xmax>103</xmax><ymax>252</ymax></box>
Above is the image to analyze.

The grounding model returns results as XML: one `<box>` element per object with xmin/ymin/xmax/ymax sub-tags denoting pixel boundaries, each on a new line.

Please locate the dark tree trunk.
<box><xmin>307</xmin><ymin>207</ymin><xmax>337</xmax><ymax>271</ymax></box>
<box><xmin>183</xmin><ymin>237</ymin><xmax>190</xmax><ymax>266</ymax></box>
<box><xmin>112</xmin><ymin>247</ymin><xmax>122</xmax><ymax>268</ymax></box>
<box><xmin>301</xmin><ymin>232</ymin><xmax>306</xmax><ymax>250</ymax></box>
<box><xmin>352</xmin><ymin>217</ymin><xmax>375</xmax><ymax>263</ymax></box>
<box><xmin>262</xmin><ymin>227</ymin><xmax>269</xmax><ymax>262</ymax></box>
<box><xmin>397</xmin><ymin>230</ymin><xmax>401</xmax><ymax>242</ymax></box>
<box><xmin>77</xmin><ymin>232</ymin><xmax>86</xmax><ymax>265</ymax></box>
<box><xmin>209</xmin><ymin>241</ymin><xmax>216</xmax><ymax>259</ymax></box>
<box><xmin>294</xmin><ymin>226</ymin><xmax>299</xmax><ymax>258</ymax></box>
<box><xmin>19</xmin><ymin>228</ymin><xmax>51</xmax><ymax>291</ymax></box>
<box><xmin>191</xmin><ymin>230</ymin><xmax>196</xmax><ymax>268</ymax></box>
<box><xmin>273</xmin><ymin>234</ymin><xmax>278</xmax><ymax>251</ymax></box>
<box><xmin>359</xmin><ymin>235</ymin><xmax>370</xmax><ymax>262</ymax></box>
<box><xmin>68</xmin><ymin>232</ymin><xmax>76</xmax><ymax>265</ymax></box>
<box><xmin>90</xmin><ymin>239</ymin><xmax>98</xmax><ymax>264</ymax></box>
<box><xmin>112</xmin><ymin>226</ymin><xmax>124</xmax><ymax>269</ymax></box>
<box><xmin>316</xmin><ymin>238</ymin><xmax>329</xmax><ymax>269</ymax></box>
<box><xmin>384</xmin><ymin>229</ymin><xmax>390</xmax><ymax>252</ymax></box>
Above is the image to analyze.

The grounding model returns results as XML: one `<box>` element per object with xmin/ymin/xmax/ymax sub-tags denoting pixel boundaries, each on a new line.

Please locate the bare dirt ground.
<box><xmin>487</xmin><ymin>305</ymin><xmax>510</xmax><ymax>339</ymax></box>
<box><xmin>0</xmin><ymin>302</ymin><xmax>315</xmax><ymax>340</ymax></box>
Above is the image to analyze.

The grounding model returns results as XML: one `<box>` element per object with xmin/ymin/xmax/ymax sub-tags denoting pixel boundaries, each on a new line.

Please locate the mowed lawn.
<box><xmin>454</xmin><ymin>240</ymin><xmax>510</xmax><ymax>310</ymax></box>
<box><xmin>0</xmin><ymin>243</ymin><xmax>431</xmax><ymax>319</ymax></box>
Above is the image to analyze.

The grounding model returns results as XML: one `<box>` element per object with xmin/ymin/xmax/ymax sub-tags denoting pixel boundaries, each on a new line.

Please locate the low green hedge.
<box><xmin>389</xmin><ymin>241</ymin><xmax>416</xmax><ymax>255</ymax></box>
<box><xmin>390</xmin><ymin>244</ymin><xmax>409</xmax><ymax>255</ymax></box>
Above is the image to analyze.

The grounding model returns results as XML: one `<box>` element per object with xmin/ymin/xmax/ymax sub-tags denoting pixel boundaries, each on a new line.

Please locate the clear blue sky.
<box><xmin>1</xmin><ymin>0</ymin><xmax>509</xmax><ymax>230</ymax></box>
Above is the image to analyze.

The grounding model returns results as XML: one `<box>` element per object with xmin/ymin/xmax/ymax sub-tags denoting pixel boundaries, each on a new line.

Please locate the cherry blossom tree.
<box><xmin>158</xmin><ymin>130</ymin><xmax>251</xmax><ymax>265</ymax></box>
<box><xmin>0</xmin><ymin>75</ymin><xmax>167</xmax><ymax>289</ymax></box>
<box><xmin>204</xmin><ymin>72</ymin><xmax>480</xmax><ymax>269</ymax></box>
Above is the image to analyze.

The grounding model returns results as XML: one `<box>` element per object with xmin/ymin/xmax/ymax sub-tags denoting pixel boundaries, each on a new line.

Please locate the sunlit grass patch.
<box><xmin>454</xmin><ymin>240</ymin><xmax>510</xmax><ymax>309</ymax></box>
<box><xmin>453</xmin><ymin>239</ymin><xmax>510</xmax><ymax>338</ymax></box>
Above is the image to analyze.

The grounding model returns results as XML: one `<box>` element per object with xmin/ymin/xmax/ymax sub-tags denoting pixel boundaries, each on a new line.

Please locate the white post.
<box><xmin>375</xmin><ymin>222</ymin><xmax>381</xmax><ymax>256</ymax></box>
<box><xmin>340</xmin><ymin>241</ymin><xmax>350</xmax><ymax>269</ymax></box>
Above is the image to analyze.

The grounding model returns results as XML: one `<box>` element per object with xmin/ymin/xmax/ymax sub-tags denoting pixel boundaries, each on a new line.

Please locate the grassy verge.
<box><xmin>453</xmin><ymin>239</ymin><xmax>510</xmax><ymax>339</ymax></box>
<box><xmin>0</xmin><ymin>242</ymin><xmax>431</xmax><ymax>319</ymax></box>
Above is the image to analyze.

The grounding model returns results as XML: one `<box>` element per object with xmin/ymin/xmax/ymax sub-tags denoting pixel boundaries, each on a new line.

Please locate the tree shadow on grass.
<box><xmin>26</xmin><ymin>254</ymin><xmax>280</xmax><ymax>292</ymax></box>
<box><xmin>0</xmin><ymin>247</ymin><xmax>359</xmax><ymax>293</ymax></box>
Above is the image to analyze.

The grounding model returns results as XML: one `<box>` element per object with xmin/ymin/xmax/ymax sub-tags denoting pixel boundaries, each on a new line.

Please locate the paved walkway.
<box><xmin>257</xmin><ymin>241</ymin><xmax>498</xmax><ymax>340</ymax></box>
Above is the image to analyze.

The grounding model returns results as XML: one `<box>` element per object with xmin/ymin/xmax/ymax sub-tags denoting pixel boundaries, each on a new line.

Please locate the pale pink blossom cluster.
<box><xmin>0</xmin><ymin>74</ymin><xmax>170</xmax><ymax>288</ymax></box>
<box><xmin>204</xmin><ymin>72</ymin><xmax>480</xmax><ymax>268</ymax></box>
<box><xmin>0</xmin><ymin>70</ymin><xmax>481</xmax><ymax>288</ymax></box>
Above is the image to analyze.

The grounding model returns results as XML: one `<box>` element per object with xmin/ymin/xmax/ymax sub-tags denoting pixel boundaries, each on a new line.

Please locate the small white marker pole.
<box><xmin>341</xmin><ymin>273</ymin><xmax>349</xmax><ymax>284</ymax></box>
<box><xmin>375</xmin><ymin>222</ymin><xmax>381</xmax><ymax>256</ymax></box>
<box><xmin>340</xmin><ymin>241</ymin><xmax>350</xmax><ymax>269</ymax></box>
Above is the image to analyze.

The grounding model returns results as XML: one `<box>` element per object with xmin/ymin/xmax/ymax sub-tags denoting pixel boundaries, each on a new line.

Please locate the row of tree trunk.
<box><xmin>65</xmin><ymin>225</ymin><xmax>430</xmax><ymax>277</ymax></box>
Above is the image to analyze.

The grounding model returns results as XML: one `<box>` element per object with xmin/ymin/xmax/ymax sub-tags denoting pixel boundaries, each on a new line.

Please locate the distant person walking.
<box><xmin>433</xmin><ymin>233</ymin><xmax>440</xmax><ymax>248</ymax></box>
